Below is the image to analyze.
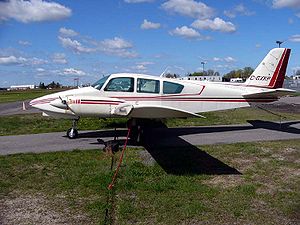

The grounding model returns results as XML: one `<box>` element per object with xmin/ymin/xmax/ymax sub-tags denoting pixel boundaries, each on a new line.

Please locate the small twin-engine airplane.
<box><xmin>30</xmin><ymin>48</ymin><xmax>295</xmax><ymax>141</ymax></box>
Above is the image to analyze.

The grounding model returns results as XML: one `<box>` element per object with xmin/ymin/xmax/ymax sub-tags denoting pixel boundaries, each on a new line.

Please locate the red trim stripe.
<box><xmin>268</xmin><ymin>48</ymin><xmax>287</xmax><ymax>88</ymax></box>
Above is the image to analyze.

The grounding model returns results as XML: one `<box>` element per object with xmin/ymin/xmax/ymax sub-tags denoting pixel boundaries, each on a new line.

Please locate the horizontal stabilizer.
<box><xmin>128</xmin><ymin>105</ymin><xmax>205</xmax><ymax>119</ymax></box>
<box><xmin>242</xmin><ymin>88</ymin><xmax>296</xmax><ymax>98</ymax></box>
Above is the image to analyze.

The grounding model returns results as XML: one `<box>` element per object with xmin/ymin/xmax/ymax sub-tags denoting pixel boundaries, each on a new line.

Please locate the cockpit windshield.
<box><xmin>92</xmin><ymin>75</ymin><xmax>110</xmax><ymax>90</ymax></box>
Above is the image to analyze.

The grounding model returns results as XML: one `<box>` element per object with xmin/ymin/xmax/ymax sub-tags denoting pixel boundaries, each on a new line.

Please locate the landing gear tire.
<box><xmin>127</xmin><ymin>119</ymin><xmax>145</xmax><ymax>145</ymax></box>
<box><xmin>67</xmin><ymin>128</ymin><xmax>78</xmax><ymax>139</ymax></box>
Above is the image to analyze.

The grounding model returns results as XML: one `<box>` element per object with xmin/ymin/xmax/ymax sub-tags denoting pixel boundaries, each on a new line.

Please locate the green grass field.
<box><xmin>1</xmin><ymin>140</ymin><xmax>299</xmax><ymax>224</ymax></box>
<box><xmin>0</xmin><ymin>89</ymin><xmax>68</xmax><ymax>103</ymax></box>
<box><xmin>1</xmin><ymin>107</ymin><xmax>300</xmax><ymax>136</ymax></box>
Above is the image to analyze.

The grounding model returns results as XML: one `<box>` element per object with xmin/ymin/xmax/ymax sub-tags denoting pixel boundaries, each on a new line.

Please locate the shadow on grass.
<box><xmin>247</xmin><ymin>120</ymin><xmax>300</xmax><ymax>134</ymax></box>
<box><xmin>78</xmin><ymin>120</ymin><xmax>300</xmax><ymax>139</ymax></box>
<box><xmin>76</xmin><ymin>120</ymin><xmax>300</xmax><ymax>175</ymax></box>
<box><xmin>142</xmin><ymin>127</ymin><xmax>241</xmax><ymax>175</ymax></box>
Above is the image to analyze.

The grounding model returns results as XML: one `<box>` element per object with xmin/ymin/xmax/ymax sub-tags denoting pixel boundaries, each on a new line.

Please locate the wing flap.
<box><xmin>128</xmin><ymin>105</ymin><xmax>205</xmax><ymax>119</ymax></box>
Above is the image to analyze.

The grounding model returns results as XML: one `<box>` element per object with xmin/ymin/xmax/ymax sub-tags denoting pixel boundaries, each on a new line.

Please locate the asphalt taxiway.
<box><xmin>0</xmin><ymin>100</ymin><xmax>39</xmax><ymax>116</ymax></box>
<box><xmin>0</xmin><ymin>120</ymin><xmax>299</xmax><ymax>155</ymax></box>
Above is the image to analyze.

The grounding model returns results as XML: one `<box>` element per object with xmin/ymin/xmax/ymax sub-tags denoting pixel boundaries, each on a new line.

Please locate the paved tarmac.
<box><xmin>0</xmin><ymin>120</ymin><xmax>299</xmax><ymax>155</ymax></box>
<box><xmin>0</xmin><ymin>100</ymin><xmax>39</xmax><ymax>116</ymax></box>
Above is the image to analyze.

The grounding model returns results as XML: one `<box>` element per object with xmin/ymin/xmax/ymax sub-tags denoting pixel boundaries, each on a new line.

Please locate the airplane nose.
<box><xmin>50</xmin><ymin>98</ymin><xmax>68</xmax><ymax>110</ymax></box>
<box><xmin>29</xmin><ymin>98</ymin><xmax>40</xmax><ymax>109</ymax></box>
<box><xmin>29</xmin><ymin>96</ymin><xmax>58</xmax><ymax>109</ymax></box>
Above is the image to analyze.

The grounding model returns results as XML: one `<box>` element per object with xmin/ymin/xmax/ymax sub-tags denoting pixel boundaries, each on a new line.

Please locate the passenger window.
<box><xmin>163</xmin><ymin>81</ymin><xmax>184</xmax><ymax>94</ymax></box>
<box><xmin>104</xmin><ymin>77</ymin><xmax>134</xmax><ymax>92</ymax></box>
<box><xmin>137</xmin><ymin>78</ymin><xmax>160</xmax><ymax>94</ymax></box>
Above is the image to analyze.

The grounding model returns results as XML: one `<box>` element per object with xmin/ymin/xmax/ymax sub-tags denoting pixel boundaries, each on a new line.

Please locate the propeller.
<box><xmin>59</xmin><ymin>96</ymin><xmax>69</xmax><ymax>110</ymax></box>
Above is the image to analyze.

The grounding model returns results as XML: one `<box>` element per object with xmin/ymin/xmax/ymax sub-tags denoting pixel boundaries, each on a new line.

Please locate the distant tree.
<box><xmin>46</xmin><ymin>81</ymin><xmax>62</xmax><ymax>89</ymax></box>
<box><xmin>165</xmin><ymin>73</ymin><xmax>179</xmax><ymax>78</ymax></box>
<box><xmin>39</xmin><ymin>82</ymin><xmax>46</xmax><ymax>89</ymax></box>
<box><xmin>242</xmin><ymin>67</ymin><xmax>254</xmax><ymax>78</ymax></box>
<box><xmin>296</xmin><ymin>69</ymin><xmax>300</xmax><ymax>75</ymax></box>
<box><xmin>189</xmin><ymin>70</ymin><xmax>220</xmax><ymax>77</ymax></box>
<box><xmin>223</xmin><ymin>67</ymin><xmax>254</xmax><ymax>80</ymax></box>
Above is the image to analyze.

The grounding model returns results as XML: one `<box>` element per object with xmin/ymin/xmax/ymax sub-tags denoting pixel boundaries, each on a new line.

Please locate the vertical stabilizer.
<box><xmin>245</xmin><ymin>48</ymin><xmax>291</xmax><ymax>89</ymax></box>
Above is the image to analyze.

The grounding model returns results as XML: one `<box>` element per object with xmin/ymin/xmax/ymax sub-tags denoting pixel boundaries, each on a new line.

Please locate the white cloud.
<box><xmin>0</xmin><ymin>0</ymin><xmax>72</xmax><ymax>23</ymax></box>
<box><xmin>36</xmin><ymin>68</ymin><xmax>45</xmax><ymax>72</ymax></box>
<box><xmin>62</xmin><ymin>68</ymin><xmax>86</xmax><ymax>76</ymax></box>
<box><xmin>52</xmin><ymin>53</ymin><xmax>68</xmax><ymax>64</ymax></box>
<box><xmin>30</xmin><ymin>57</ymin><xmax>48</xmax><ymax>65</ymax></box>
<box><xmin>161</xmin><ymin>0</ymin><xmax>214</xmax><ymax>19</ymax></box>
<box><xmin>255</xmin><ymin>43</ymin><xmax>261</xmax><ymax>48</ymax></box>
<box><xmin>224</xmin><ymin>56</ymin><xmax>236</xmax><ymax>63</ymax></box>
<box><xmin>58</xmin><ymin>29</ymin><xmax>138</xmax><ymax>58</ymax></box>
<box><xmin>131</xmin><ymin>64</ymin><xmax>147</xmax><ymax>71</ymax></box>
<box><xmin>18</xmin><ymin>40</ymin><xmax>31</xmax><ymax>46</ymax></box>
<box><xmin>101</xmin><ymin>37</ymin><xmax>132</xmax><ymax>49</ymax></box>
<box><xmin>59</xmin><ymin>27</ymin><xmax>78</xmax><ymax>37</ymax></box>
<box><xmin>0</xmin><ymin>55</ymin><xmax>47</xmax><ymax>66</ymax></box>
<box><xmin>0</xmin><ymin>56</ymin><xmax>27</xmax><ymax>65</ymax></box>
<box><xmin>273</xmin><ymin>0</ymin><xmax>300</xmax><ymax>8</ymax></box>
<box><xmin>100</xmin><ymin>37</ymin><xmax>138</xmax><ymax>58</ymax></box>
<box><xmin>124</xmin><ymin>0</ymin><xmax>154</xmax><ymax>3</ymax></box>
<box><xmin>58</xmin><ymin>36</ymin><xmax>95</xmax><ymax>54</ymax></box>
<box><xmin>211</xmin><ymin>56</ymin><xmax>236</xmax><ymax>62</ymax></box>
<box><xmin>212</xmin><ymin>57</ymin><xmax>222</xmax><ymax>62</ymax></box>
<box><xmin>141</xmin><ymin>19</ymin><xmax>161</xmax><ymax>29</ymax></box>
<box><xmin>224</xmin><ymin>4</ymin><xmax>255</xmax><ymax>18</ymax></box>
<box><xmin>289</xmin><ymin>34</ymin><xmax>300</xmax><ymax>42</ymax></box>
<box><xmin>169</xmin><ymin>26</ymin><xmax>207</xmax><ymax>40</ymax></box>
<box><xmin>296</xmin><ymin>12</ymin><xmax>300</xmax><ymax>18</ymax></box>
<box><xmin>138</xmin><ymin>61</ymin><xmax>154</xmax><ymax>65</ymax></box>
<box><xmin>191</xmin><ymin>17</ymin><xmax>236</xmax><ymax>33</ymax></box>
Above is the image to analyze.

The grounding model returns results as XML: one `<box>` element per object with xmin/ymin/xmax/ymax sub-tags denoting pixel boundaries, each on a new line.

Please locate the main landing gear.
<box><xmin>67</xmin><ymin>119</ymin><xmax>79</xmax><ymax>139</ymax></box>
<box><xmin>127</xmin><ymin>118</ymin><xmax>165</xmax><ymax>144</ymax></box>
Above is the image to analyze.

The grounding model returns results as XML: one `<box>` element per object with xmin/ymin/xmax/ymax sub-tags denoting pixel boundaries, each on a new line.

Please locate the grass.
<box><xmin>0</xmin><ymin>140</ymin><xmax>299</xmax><ymax>224</ymax></box>
<box><xmin>0</xmin><ymin>114</ymin><xmax>128</xmax><ymax>136</ymax></box>
<box><xmin>0</xmin><ymin>89</ymin><xmax>68</xmax><ymax>103</ymax></box>
<box><xmin>1</xmin><ymin>107</ymin><xmax>300</xmax><ymax>136</ymax></box>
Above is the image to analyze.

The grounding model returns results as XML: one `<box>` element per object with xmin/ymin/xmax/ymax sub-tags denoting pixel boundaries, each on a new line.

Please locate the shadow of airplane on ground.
<box><xmin>141</xmin><ymin>129</ymin><xmax>241</xmax><ymax>175</ymax></box>
<box><xmin>75</xmin><ymin>120</ymin><xmax>300</xmax><ymax>175</ymax></box>
<box><xmin>78</xmin><ymin>120</ymin><xmax>300</xmax><ymax>139</ymax></box>
<box><xmin>246</xmin><ymin>120</ymin><xmax>300</xmax><ymax>134</ymax></box>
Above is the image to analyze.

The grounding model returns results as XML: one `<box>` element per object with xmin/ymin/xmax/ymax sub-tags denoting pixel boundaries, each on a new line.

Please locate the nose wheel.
<box><xmin>67</xmin><ymin>119</ymin><xmax>79</xmax><ymax>139</ymax></box>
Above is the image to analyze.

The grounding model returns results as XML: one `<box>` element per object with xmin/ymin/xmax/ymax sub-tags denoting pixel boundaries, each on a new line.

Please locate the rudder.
<box><xmin>245</xmin><ymin>48</ymin><xmax>291</xmax><ymax>89</ymax></box>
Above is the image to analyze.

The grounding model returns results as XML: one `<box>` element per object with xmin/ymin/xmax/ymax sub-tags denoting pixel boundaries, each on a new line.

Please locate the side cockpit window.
<box><xmin>92</xmin><ymin>75</ymin><xmax>109</xmax><ymax>90</ymax></box>
<box><xmin>104</xmin><ymin>77</ymin><xmax>134</xmax><ymax>92</ymax></box>
<box><xmin>163</xmin><ymin>81</ymin><xmax>184</xmax><ymax>94</ymax></box>
<box><xmin>137</xmin><ymin>78</ymin><xmax>160</xmax><ymax>94</ymax></box>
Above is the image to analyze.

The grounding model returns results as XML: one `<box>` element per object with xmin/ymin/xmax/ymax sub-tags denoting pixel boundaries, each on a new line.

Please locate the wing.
<box><xmin>112</xmin><ymin>104</ymin><xmax>205</xmax><ymax>119</ymax></box>
<box><xmin>242</xmin><ymin>88</ymin><xmax>296</xmax><ymax>99</ymax></box>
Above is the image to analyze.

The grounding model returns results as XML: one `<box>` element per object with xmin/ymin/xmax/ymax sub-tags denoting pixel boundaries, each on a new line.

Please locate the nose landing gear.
<box><xmin>67</xmin><ymin>119</ymin><xmax>79</xmax><ymax>139</ymax></box>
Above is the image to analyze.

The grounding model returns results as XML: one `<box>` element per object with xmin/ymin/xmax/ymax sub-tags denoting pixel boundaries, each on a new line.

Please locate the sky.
<box><xmin>0</xmin><ymin>0</ymin><xmax>300</xmax><ymax>87</ymax></box>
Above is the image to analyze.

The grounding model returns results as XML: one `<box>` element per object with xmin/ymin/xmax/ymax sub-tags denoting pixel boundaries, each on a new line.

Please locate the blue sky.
<box><xmin>0</xmin><ymin>0</ymin><xmax>300</xmax><ymax>87</ymax></box>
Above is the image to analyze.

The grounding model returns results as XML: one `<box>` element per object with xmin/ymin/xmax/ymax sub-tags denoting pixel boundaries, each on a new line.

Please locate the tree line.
<box><xmin>38</xmin><ymin>81</ymin><xmax>62</xmax><ymax>89</ymax></box>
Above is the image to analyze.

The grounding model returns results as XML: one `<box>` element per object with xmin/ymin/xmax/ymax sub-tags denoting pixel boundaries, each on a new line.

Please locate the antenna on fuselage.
<box><xmin>160</xmin><ymin>66</ymin><xmax>170</xmax><ymax>77</ymax></box>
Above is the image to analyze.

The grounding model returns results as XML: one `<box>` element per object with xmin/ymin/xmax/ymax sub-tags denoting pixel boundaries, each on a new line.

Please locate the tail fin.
<box><xmin>245</xmin><ymin>48</ymin><xmax>291</xmax><ymax>89</ymax></box>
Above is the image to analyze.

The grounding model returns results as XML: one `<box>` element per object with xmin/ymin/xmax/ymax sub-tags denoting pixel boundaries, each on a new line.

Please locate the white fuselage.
<box><xmin>30</xmin><ymin>73</ymin><xmax>277</xmax><ymax>119</ymax></box>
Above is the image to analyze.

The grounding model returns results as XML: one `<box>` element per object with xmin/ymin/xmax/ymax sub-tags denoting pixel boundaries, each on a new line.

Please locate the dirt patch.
<box><xmin>260</xmin><ymin>101</ymin><xmax>300</xmax><ymax>113</ymax></box>
<box><xmin>230</xmin><ymin>156</ymin><xmax>260</xmax><ymax>172</ymax></box>
<box><xmin>270</xmin><ymin>147</ymin><xmax>298</xmax><ymax>162</ymax></box>
<box><xmin>203</xmin><ymin>175</ymin><xmax>244</xmax><ymax>189</ymax></box>
<box><xmin>0</xmin><ymin>192</ymin><xmax>92</xmax><ymax>225</ymax></box>
<box><xmin>250</xmin><ymin>199</ymin><xmax>298</xmax><ymax>225</ymax></box>
<box><xmin>139</xmin><ymin>150</ymin><xmax>156</xmax><ymax>166</ymax></box>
